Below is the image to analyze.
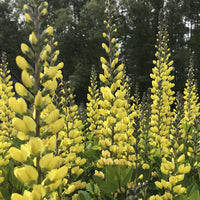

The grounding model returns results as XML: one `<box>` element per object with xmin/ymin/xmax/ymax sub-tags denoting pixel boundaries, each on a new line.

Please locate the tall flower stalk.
<box><xmin>9</xmin><ymin>1</ymin><xmax>66</xmax><ymax>199</ymax></box>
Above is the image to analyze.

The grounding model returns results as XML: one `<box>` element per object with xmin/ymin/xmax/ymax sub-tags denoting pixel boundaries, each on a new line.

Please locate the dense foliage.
<box><xmin>0</xmin><ymin>0</ymin><xmax>200</xmax><ymax>200</ymax></box>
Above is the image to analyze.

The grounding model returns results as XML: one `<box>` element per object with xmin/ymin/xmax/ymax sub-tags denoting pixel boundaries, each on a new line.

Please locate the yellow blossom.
<box><xmin>25</xmin><ymin>13</ymin><xmax>32</xmax><ymax>23</ymax></box>
<box><xmin>16</xmin><ymin>56</ymin><xmax>30</xmax><ymax>70</ymax></box>
<box><xmin>29</xmin><ymin>137</ymin><xmax>44</xmax><ymax>155</ymax></box>
<box><xmin>48</xmin><ymin>118</ymin><xmax>64</xmax><ymax>134</ymax></box>
<box><xmin>9</xmin><ymin>97</ymin><xmax>27</xmax><ymax>114</ymax></box>
<box><xmin>46</xmin><ymin>26</ymin><xmax>54</xmax><ymax>36</ymax></box>
<box><xmin>29</xmin><ymin>32</ymin><xmax>38</xmax><ymax>45</ymax></box>
<box><xmin>22</xmin><ymin>70</ymin><xmax>33</xmax><ymax>88</ymax></box>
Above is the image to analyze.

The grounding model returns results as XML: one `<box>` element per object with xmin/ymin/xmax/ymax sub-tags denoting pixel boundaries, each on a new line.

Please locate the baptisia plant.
<box><xmin>8</xmin><ymin>1</ymin><xmax>67</xmax><ymax>199</ymax></box>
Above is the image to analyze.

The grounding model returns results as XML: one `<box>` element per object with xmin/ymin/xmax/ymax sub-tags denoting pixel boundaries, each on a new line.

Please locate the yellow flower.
<box><xmin>48</xmin><ymin>166</ymin><xmax>68</xmax><ymax>181</ymax></box>
<box><xmin>45</xmin><ymin>67</ymin><xmax>58</xmax><ymax>79</ymax></box>
<box><xmin>100</xmin><ymin>57</ymin><xmax>108</xmax><ymax>65</ymax></box>
<box><xmin>49</xmin><ymin>118</ymin><xmax>64</xmax><ymax>134</ymax></box>
<box><xmin>178</xmin><ymin>164</ymin><xmax>191</xmax><ymax>174</ymax></box>
<box><xmin>34</xmin><ymin>91</ymin><xmax>43</xmax><ymax>107</ymax></box>
<box><xmin>65</xmin><ymin>185</ymin><xmax>76</xmax><ymax>195</ymax></box>
<box><xmin>23</xmin><ymin>116</ymin><xmax>36</xmax><ymax>132</ymax></box>
<box><xmin>16</xmin><ymin>56</ymin><xmax>30</xmax><ymax>70</ymax></box>
<box><xmin>40</xmin><ymin>50</ymin><xmax>47</xmax><ymax>61</ymax></box>
<box><xmin>56</xmin><ymin>62</ymin><xmax>64</xmax><ymax>69</ymax></box>
<box><xmin>41</xmin><ymin>8</ymin><xmax>47</xmax><ymax>16</ymax></box>
<box><xmin>29</xmin><ymin>137</ymin><xmax>44</xmax><ymax>155</ymax></box>
<box><xmin>44</xmin><ymin>109</ymin><xmax>59</xmax><ymax>124</ymax></box>
<box><xmin>11</xmin><ymin>193</ymin><xmax>25</xmax><ymax>200</ymax></box>
<box><xmin>15</xmin><ymin>83</ymin><xmax>28</xmax><ymax>97</ymax></box>
<box><xmin>99</xmin><ymin>74</ymin><xmax>107</xmax><ymax>83</ymax></box>
<box><xmin>40</xmin><ymin>153</ymin><xmax>61</xmax><ymax>170</ymax></box>
<box><xmin>14</xmin><ymin>165</ymin><xmax>38</xmax><ymax>183</ymax></box>
<box><xmin>12</xmin><ymin>118</ymin><xmax>27</xmax><ymax>132</ymax></box>
<box><xmin>33</xmin><ymin>184</ymin><xmax>46</xmax><ymax>197</ymax></box>
<box><xmin>177</xmin><ymin>154</ymin><xmax>185</xmax><ymax>163</ymax></box>
<box><xmin>25</xmin><ymin>13</ymin><xmax>32</xmax><ymax>23</ymax></box>
<box><xmin>102</xmin><ymin>32</ymin><xmax>107</xmax><ymax>38</ymax></box>
<box><xmin>29</xmin><ymin>32</ymin><xmax>38</xmax><ymax>45</ymax></box>
<box><xmin>46</xmin><ymin>26</ymin><xmax>54</xmax><ymax>36</ymax></box>
<box><xmin>155</xmin><ymin>181</ymin><xmax>163</xmax><ymax>189</ymax></box>
<box><xmin>22</xmin><ymin>70</ymin><xmax>33</xmax><ymax>88</ymax></box>
<box><xmin>9</xmin><ymin>97</ymin><xmax>27</xmax><ymax>114</ymax></box>
<box><xmin>47</xmin><ymin>135</ymin><xmax>56</xmax><ymax>151</ymax></box>
<box><xmin>9</xmin><ymin>147</ymin><xmax>28</xmax><ymax>162</ymax></box>
<box><xmin>21</xmin><ymin>43</ymin><xmax>29</xmax><ymax>55</ymax></box>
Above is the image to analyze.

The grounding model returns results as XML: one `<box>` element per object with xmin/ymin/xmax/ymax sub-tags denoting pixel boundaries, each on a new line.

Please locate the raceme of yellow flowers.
<box><xmin>8</xmin><ymin>1</ymin><xmax>68</xmax><ymax>199</ymax></box>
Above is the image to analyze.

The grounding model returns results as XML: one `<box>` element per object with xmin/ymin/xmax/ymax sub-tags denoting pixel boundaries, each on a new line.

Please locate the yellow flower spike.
<box><xmin>29</xmin><ymin>32</ymin><xmax>38</xmax><ymax>45</ymax></box>
<box><xmin>29</xmin><ymin>137</ymin><xmax>44</xmax><ymax>155</ymax></box>
<box><xmin>34</xmin><ymin>90</ymin><xmax>43</xmax><ymax>107</ymax></box>
<box><xmin>46</xmin><ymin>26</ymin><xmax>54</xmax><ymax>36</ymax></box>
<box><xmin>11</xmin><ymin>193</ymin><xmax>25</xmax><ymax>200</ymax></box>
<box><xmin>12</xmin><ymin>118</ymin><xmax>27</xmax><ymax>132</ymax></box>
<box><xmin>15</xmin><ymin>82</ymin><xmax>28</xmax><ymax>97</ymax></box>
<box><xmin>22</xmin><ymin>70</ymin><xmax>33</xmax><ymax>88</ymax></box>
<box><xmin>16</xmin><ymin>56</ymin><xmax>31</xmax><ymax>70</ymax></box>
<box><xmin>9</xmin><ymin>97</ymin><xmax>27</xmax><ymax>114</ymax></box>
<box><xmin>23</xmin><ymin>116</ymin><xmax>36</xmax><ymax>132</ymax></box>
<box><xmin>48</xmin><ymin>118</ymin><xmax>64</xmax><ymax>134</ymax></box>
<box><xmin>44</xmin><ymin>109</ymin><xmax>59</xmax><ymax>124</ymax></box>
<box><xmin>142</xmin><ymin>164</ymin><xmax>150</xmax><ymax>170</ymax></box>
<box><xmin>25</xmin><ymin>13</ymin><xmax>32</xmax><ymax>23</ymax></box>
<box><xmin>9</xmin><ymin>147</ymin><xmax>28</xmax><ymax>162</ymax></box>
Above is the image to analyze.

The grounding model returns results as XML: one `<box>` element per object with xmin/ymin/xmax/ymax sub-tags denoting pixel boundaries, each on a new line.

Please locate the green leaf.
<box><xmin>78</xmin><ymin>191</ymin><xmax>92</xmax><ymax>200</ymax></box>
<box><xmin>93</xmin><ymin>175</ymin><xmax>118</xmax><ymax>194</ymax></box>
<box><xmin>189</xmin><ymin>190</ymin><xmax>200</xmax><ymax>200</ymax></box>
<box><xmin>174</xmin><ymin>195</ymin><xmax>187</xmax><ymax>200</ymax></box>
<box><xmin>187</xmin><ymin>183</ymin><xmax>199</xmax><ymax>196</ymax></box>
<box><xmin>119</xmin><ymin>166</ymin><xmax>133</xmax><ymax>187</ymax></box>
<box><xmin>86</xmin><ymin>183</ymin><xmax>94</xmax><ymax>195</ymax></box>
